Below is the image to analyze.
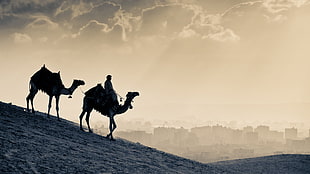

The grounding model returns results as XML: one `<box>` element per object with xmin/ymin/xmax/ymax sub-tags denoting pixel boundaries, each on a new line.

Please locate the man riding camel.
<box><xmin>104</xmin><ymin>75</ymin><xmax>119</xmax><ymax>106</ymax></box>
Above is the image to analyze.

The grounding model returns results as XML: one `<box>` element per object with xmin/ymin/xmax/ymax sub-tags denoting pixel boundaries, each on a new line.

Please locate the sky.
<box><xmin>1</xmin><ymin>0</ymin><xmax>310</xmax><ymax>128</ymax></box>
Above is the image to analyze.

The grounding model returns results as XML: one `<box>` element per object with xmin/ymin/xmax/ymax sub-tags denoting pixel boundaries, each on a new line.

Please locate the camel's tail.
<box><xmin>28</xmin><ymin>80</ymin><xmax>31</xmax><ymax>91</ymax></box>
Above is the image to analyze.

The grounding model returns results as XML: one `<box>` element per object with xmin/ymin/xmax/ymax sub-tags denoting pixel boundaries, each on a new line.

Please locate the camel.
<box><xmin>79</xmin><ymin>84</ymin><xmax>139</xmax><ymax>140</ymax></box>
<box><xmin>26</xmin><ymin>65</ymin><xmax>85</xmax><ymax>120</ymax></box>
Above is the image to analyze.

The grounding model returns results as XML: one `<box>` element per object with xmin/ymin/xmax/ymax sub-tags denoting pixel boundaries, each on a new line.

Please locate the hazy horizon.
<box><xmin>1</xmin><ymin>0</ymin><xmax>310</xmax><ymax>127</ymax></box>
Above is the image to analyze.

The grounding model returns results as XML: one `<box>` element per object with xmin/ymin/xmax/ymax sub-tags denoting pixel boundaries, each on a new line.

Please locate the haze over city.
<box><xmin>1</xmin><ymin>0</ymin><xmax>310</xmax><ymax>129</ymax></box>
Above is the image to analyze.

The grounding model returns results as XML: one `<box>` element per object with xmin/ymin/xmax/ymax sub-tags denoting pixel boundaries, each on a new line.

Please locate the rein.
<box><xmin>116</xmin><ymin>92</ymin><xmax>124</xmax><ymax>102</ymax></box>
<box><xmin>79</xmin><ymin>86</ymin><xmax>85</xmax><ymax>95</ymax></box>
<box><xmin>68</xmin><ymin>86</ymin><xmax>84</xmax><ymax>99</ymax></box>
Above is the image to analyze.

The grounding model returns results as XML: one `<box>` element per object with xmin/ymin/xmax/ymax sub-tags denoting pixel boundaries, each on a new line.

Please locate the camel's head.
<box><xmin>73</xmin><ymin>79</ymin><xmax>85</xmax><ymax>87</ymax></box>
<box><xmin>126</xmin><ymin>92</ymin><xmax>139</xmax><ymax>98</ymax></box>
<box><xmin>126</xmin><ymin>92</ymin><xmax>139</xmax><ymax>109</ymax></box>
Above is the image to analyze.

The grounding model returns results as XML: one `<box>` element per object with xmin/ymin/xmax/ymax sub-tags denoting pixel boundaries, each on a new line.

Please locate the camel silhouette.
<box><xmin>26</xmin><ymin>65</ymin><xmax>85</xmax><ymax>120</ymax></box>
<box><xmin>79</xmin><ymin>84</ymin><xmax>139</xmax><ymax>140</ymax></box>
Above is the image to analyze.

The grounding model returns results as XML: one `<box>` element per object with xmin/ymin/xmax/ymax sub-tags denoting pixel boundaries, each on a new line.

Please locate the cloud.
<box><xmin>38</xmin><ymin>36</ymin><xmax>48</xmax><ymax>43</ymax></box>
<box><xmin>129</xmin><ymin>2</ymin><xmax>240</xmax><ymax>42</ymax></box>
<box><xmin>257</xmin><ymin>0</ymin><xmax>310</xmax><ymax>24</ymax></box>
<box><xmin>71</xmin><ymin>19</ymin><xmax>112</xmax><ymax>38</ymax></box>
<box><xmin>177</xmin><ymin>4</ymin><xmax>241</xmax><ymax>42</ymax></box>
<box><xmin>71</xmin><ymin>2</ymin><xmax>93</xmax><ymax>19</ymax></box>
<box><xmin>67</xmin><ymin>1</ymin><xmax>246</xmax><ymax>43</ymax></box>
<box><xmin>0</xmin><ymin>0</ymin><xmax>59</xmax><ymax>17</ymax></box>
<box><xmin>12</xmin><ymin>32</ymin><xmax>32</xmax><ymax>44</ymax></box>
<box><xmin>26</xmin><ymin>15</ymin><xmax>58</xmax><ymax>30</ymax></box>
<box><xmin>54</xmin><ymin>1</ymin><xmax>70</xmax><ymax>17</ymax></box>
<box><xmin>222</xmin><ymin>1</ymin><xmax>262</xmax><ymax>17</ymax></box>
<box><xmin>54</xmin><ymin>0</ymin><xmax>121</xmax><ymax>19</ymax></box>
<box><xmin>178</xmin><ymin>29</ymin><xmax>199</xmax><ymax>38</ymax></box>
<box><xmin>56</xmin><ymin>1</ymin><xmax>136</xmax><ymax>42</ymax></box>
<box><xmin>111</xmin><ymin>9</ymin><xmax>141</xmax><ymax>41</ymax></box>
<box><xmin>263</xmin><ymin>14</ymin><xmax>288</xmax><ymax>23</ymax></box>
<box><xmin>0</xmin><ymin>0</ymin><xmax>246</xmax><ymax>43</ymax></box>
<box><xmin>6</xmin><ymin>0</ymin><xmax>309</xmax><ymax>45</ymax></box>
<box><xmin>262</xmin><ymin>0</ymin><xmax>309</xmax><ymax>13</ymax></box>
<box><xmin>205</xmin><ymin>28</ymin><xmax>240</xmax><ymax>42</ymax></box>
<box><xmin>69</xmin><ymin>1</ymin><xmax>193</xmax><ymax>42</ymax></box>
<box><xmin>22</xmin><ymin>15</ymin><xmax>63</xmax><ymax>44</ymax></box>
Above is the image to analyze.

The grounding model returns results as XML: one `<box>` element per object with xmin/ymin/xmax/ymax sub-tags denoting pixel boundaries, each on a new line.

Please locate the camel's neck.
<box><xmin>116</xmin><ymin>98</ymin><xmax>133</xmax><ymax>115</ymax></box>
<box><xmin>60</xmin><ymin>81</ymin><xmax>79</xmax><ymax>95</ymax></box>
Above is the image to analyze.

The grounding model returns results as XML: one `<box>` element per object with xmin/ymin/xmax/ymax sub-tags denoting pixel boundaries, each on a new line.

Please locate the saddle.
<box><xmin>85</xmin><ymin>84</ymin><xmax>119</xmax><ymax>109</ymax></box>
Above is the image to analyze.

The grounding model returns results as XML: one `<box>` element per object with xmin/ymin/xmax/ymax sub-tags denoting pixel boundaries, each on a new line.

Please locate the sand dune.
<box><xmin>1</xmin><ymin>101</ymin><xmax>309</xmax><ymax>173</ymax></box>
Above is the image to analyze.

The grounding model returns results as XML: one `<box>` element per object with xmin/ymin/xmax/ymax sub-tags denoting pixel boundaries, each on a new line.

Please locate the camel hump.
<box><xmin>30</xmin><ymin>65</ymin><xmax>64</xmax><ymax>94</ymax></box>
<box><xmin>85</xmin><ymin>84</ymin><xmax>105</xmax><ymax>97</ymax></box>
<box><xmin>31</xmin><ymin>65</ymin><xmax>52</xmax><ymax>83</ymax></box>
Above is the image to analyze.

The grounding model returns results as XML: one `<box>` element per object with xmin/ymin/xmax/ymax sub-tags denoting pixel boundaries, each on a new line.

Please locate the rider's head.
<box><xmin>106</xmin><ymin>75</ymin><xmax>112</xmax><ymax>80</ymax></box>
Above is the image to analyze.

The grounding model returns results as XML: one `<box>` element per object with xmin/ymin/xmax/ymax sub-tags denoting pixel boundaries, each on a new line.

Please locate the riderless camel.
<box><xmin>26</xmin><ymin>65</ymin><xmax>85</xmax><ymax>120</ymax></box>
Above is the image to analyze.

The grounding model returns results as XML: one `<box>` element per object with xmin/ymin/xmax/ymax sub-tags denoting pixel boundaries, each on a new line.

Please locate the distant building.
<box><xmin>243</xmin><ymin>126</ymin><xmax>253</xmax><ymax>133</ymax></box>
<box><xmin>268</xmin><ymin>130</ymin><xmax>284</xmax><ymax>143</ymax></box>
<box><xmin>285</xmin><ymin>128</ymin><xmax>297</xmax><ymax>140</ymax></box>
<box><xmin>231</xmin><ymin>130</ymin><xmax>243</xmax><ymax>144</ymax></box>
<box><xmin>173</xmin><ymin>127</ymin><xmax>190</xmax><ymax>146</ymax></box>
<box><xmin>153</xmin><ymin>127</ymin><xmax>175</xmax><ymax>145</ymax></box>
<box><xmin>286</xmin><ymin>137</ymin><xmax>310</xmax><ymax>152</ymax></box>
<box><xmin>191</xmin><ymin>126</ymin><xmax>213</xmax><ymax>145</ymax></box>
<box><xmin>255</xmin><ymin>125</ymin><xmax>269</xmax><ymax>132</ymax></box>
<box><xmin>254</xmin><ymin>125</ymin><xmax>270</xmax><ymax>143</ymax></box>
<box><xmin>244</xmin><ymin>132</ymin><xmax>258</xmax><ymax>144</ymax></box>
<box><xmin>212</xmin><ymin>125</ymin><xmax>231</xmax><ymax>144</ymax></box>
<box><xmin>253</xmin><ymin>125</ymin><xmax>284</xmax><ymax>143</ymax></box>
<box><xmin>305</xmin><ymin>137</ymin><xmax>310</xmax><ymax>148</ymax></box>
<box><xmin>255</xmin><ymin>125</ymin><xmax>269</xmax><ymax>136</ymax></box>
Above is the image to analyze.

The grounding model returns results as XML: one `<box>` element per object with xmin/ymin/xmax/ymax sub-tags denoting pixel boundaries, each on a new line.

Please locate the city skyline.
<box><xmin>111</xmin><ymin>121</ymin><xmax>310</xmax><ymax>163</ymax></box>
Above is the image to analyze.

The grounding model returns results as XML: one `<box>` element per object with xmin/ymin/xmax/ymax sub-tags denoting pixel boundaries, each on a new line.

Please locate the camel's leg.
<box><xmin>55</xmin><ymin>95</ymin><xmax>60</xmax><ymax>121</ymax></box>
<box><xmin>26</xmin><ymin>82</ymin><xmax>38</xmax><ymax>113</ymax></box>
<box><xmin>107</xmin><ymin>118</ymin><xmax>112</xmax><ymax>139</ymax></box>
<box><xmin>79</xmin><ymin>110</ymin><xmax>86</xmax><ymax>131</ymax></box>
<box><xmin>107</xmin><ymin>110</ymin><xmax>114</xmax><ymax>139</ymax></box>
<box><xmin>80</xmin><ymin>97</ymin><xmax>93</xmax><ymax>132</ymax></box>
<box><xmin>26</xmin><ymin>97</ymin><xmax>30</xmax><ymax>112</ymax></box>
<box><xmin>107</xmin><ymin>116</ymin><xmax>116</xmax><ymax>140</ymax></box>
<box><xmin>85</xmin><ymin>110</ymin><xmax>93</xmax><ymax>133</ymax></box>
<box><xmin>47</xmin><ymin>95</ymin><xmax>53</xmax><ymax>117</ymax></box>
<box><xmin>107</xmin><ymin>113</ymin><xmax>113</xmax><ymax>138</ymax></box>
<box><xmin>79</xmin><ymin>97</ymin><xmax>89</xmax><ymax>131</ymax></box>
<box><xmin>26</xmin><ymin>94</ymin><xmax>35</xmax><ymax>113</ymax></box>
<box><xmin>111</xmin><ymin>117</ymin><xmax>117</xmax><ymax>132</ymax></box>
<box><xmin>30</xmin><ymin>98</ymin><xmax>35</xmax><ymax>113</ymax></box>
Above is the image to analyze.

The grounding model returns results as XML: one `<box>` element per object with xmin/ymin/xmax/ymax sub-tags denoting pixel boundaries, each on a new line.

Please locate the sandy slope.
<box><xmin>0</xmin><ymin>101</ymin><xmax>224</xmax><ymax>174</ymax></box>
<box><xmin>209</xmin><ymin>154</ymin><xmax>310</xmax><ymax>174</ymax></box>
<box><xmin>1</xmin><ymin>101</ymin><xmax>310</xmax><ymax>174</ymax></box>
